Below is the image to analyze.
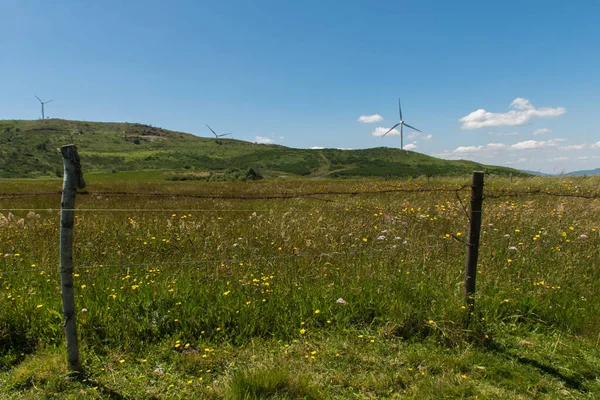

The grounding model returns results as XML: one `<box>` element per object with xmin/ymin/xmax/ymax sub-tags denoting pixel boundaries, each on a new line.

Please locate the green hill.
<box><xmin>0</xmin><ymin>119</ymin><xmax>524</xmax><ymax>179</ymax></box>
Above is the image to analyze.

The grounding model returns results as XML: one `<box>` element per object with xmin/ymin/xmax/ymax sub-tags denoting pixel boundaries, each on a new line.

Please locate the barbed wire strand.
<box><xmin>3</xmin><ymin>188</ymin><xmax>599</xmax><ymax>209</ymax></box>
<box><xmin>0</xmin><ymin>186</ymin><xmax>473</xmax><ymax>213</ymax></box>
<box><xmin>454</xmin><ymin>185</ymin><xmax>472</xmax><ymax>223</ymax></box>
<box><xmin>0</xmin><ymin>208</ymin><xmax>387</xmax><ymax>213</ymax></box>
<box><xmin>483</xmin><ymin>190</ymin><xmax>600</xmax><ymax>200</ymax></box>
<box><xmin>0</xmin><ymin>186</ymin><xmax>472</xmax><ymax>201</ymax></box>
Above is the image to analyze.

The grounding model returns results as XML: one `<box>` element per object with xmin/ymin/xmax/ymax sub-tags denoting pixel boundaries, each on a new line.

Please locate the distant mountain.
<box><xmin>564</xmin><ymin>168</ymin><xmax>600</xmax><ymax>176</ymax></box>
<box><xmin>519</xmin><ymin>168</ymin><xmax>600</xmax><ymax>177</ymax></box>
<box><xmin>0</xmin><ymin>119</ymin><xmax>527</xmax><ymax>179</ymax></box>
<box><xmin>519</xmin><ymin>169</ymin><xmax>554</xmax><ymax>176</ymax></box>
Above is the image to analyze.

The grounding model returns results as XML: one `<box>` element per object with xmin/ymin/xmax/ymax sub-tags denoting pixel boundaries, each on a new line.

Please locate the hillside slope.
<box><xmin>0</xmin><ymin>119</ymin><xmax>525</xmax><ymax>179</ymax></box>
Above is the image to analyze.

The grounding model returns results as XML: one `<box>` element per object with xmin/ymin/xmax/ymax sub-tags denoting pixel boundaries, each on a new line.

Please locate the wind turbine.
<box><xmin>34</xmin><ymin>96</ymin><xmax>53</xmax><ymax>120</ymax></box>
<box><xmin>381</xmin><ymin>99</ymin><xmax>422</xmax><ymax>150</ymax></box>
<box><xmin>206</xmin><ymin>124</ymin><xmax>233</xmax><ymax>138</ymax></box>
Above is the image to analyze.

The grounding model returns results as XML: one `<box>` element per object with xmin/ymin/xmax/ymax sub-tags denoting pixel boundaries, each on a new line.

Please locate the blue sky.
<box><xmin>1</xmin><ymin>0</ymin><xmax>599</xmax><ymax>173</ymax></box>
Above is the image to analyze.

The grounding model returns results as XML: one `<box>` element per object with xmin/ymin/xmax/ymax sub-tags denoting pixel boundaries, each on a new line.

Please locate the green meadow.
<box><xmin>0</xmin><ymin>119</ymin><xmax>523</xmax><ymax>180</ymax></box>
<box><xmin>0</xmin><ymin>175</ymin><xmax>599</xmax><ymax>399</ymax></box>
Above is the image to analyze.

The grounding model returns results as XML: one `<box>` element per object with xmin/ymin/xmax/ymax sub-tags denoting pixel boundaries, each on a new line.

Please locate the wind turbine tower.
<box><xmin>381</xmin><ymin>99</ymin><xmax>422</xmax><ymax>150</ymax></box>
<box><xmin>35</xmin><ymin>96</ymin><xmax>53</xmax><ymax>120</ymax></box>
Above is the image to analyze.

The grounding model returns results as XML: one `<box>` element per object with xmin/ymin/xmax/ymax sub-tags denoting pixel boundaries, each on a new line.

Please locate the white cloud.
<box><xmin>508</xmin><ymin>139</ymin><xmax>564</xmax><ymax>150</ymax></box>
<box><xmin>453</xmin><ymin>146</ymin><xmax>482</xmax><ymax>154</ymax></box>
<box><xmin>422</xmin><ymin>134</ymin><xmax>433</xmax><ymax>140</ymax></box>
<box><xmin>557</xmin><ymin>141</ymin><xmax>597</xmax><ymax>151</ymax></box>
<box><xmin>278</xmin><ymin>136</ymin><xmax>285</xmax><ymax>140</ymax></box>
<box><xmin>510</xmin><ymin>98</ymin><xmax>534</xmax><ymax>110</ymax></box>
<box><xmin>358</xmin><ymin>114</ymin><xmax>383</xmax><ymax>123</ymax></box>
<box><xmin>404</xmin><ymin>144</ymin><xmax>418</xmax><ymax>151</ymax></box>
<box><xmin>551</xmin><ymin>157</ymin><xmax>569</xmax><ymax>161</ymax></box>
<box><xmin>452</xmin><ymin>143</ymin><xmax>508</xmax><ymax>154</ymax></box>
<box><xmin>459</xmin><ymin>98</ymin><xmax>565</xmax><ymax>129</ymax></box>
<box><xmin>407</xmin><ymin>132</ymin><xmax>420</xmax><ymax>140</ymax></box>
<box><xmin>505</xmin><ymin>158</ymin><xmax>528</xmax><ymax>165</ymax></box>
<box><xmin>450</xmin><ymin>139</ymin><xmax>571</xmax><ymax>154</ymax></box>
<box><xmin>255</xmin><ymin>136</ymin><xmax>273</xmax><ymax>144</ymax></box>
<box><xmin>533</xmin><ymin>128</ymin><xmax>551</xmax><ymax>136</ymax></box>
<box><xmin>337</xmin><ymin>148</ymin><xmax>353</xmax><ymax>150</ymax></box>
<box><xmin>309</xmin><ymin>146</ymin><xmax>325</xmax><ymax>149</ymax></box>
<box><xmin>511</xmin><ymin>140</ymin><xmax>550</xmax><ymax>150</ymax></box>
<box><xmin>577</xmin><ymin>155</ymin><xmax>600</xmax><ymax>160</ymax></box>
<box><xmin>487</xmin><ymin>143</ymin><xmax>509</xmax><ymax>149</ymax></box>
<box><xmin>561</xmin><ymin>144</ymin><xmax>586</xmax><ymax>151</ymax></box>
<box><xmin>371</xmin><ymin>127</ymin><xmax>400</xmax><ymax>137</ymax></box>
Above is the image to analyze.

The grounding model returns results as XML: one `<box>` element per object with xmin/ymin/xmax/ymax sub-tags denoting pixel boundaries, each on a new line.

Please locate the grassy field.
<box><xmin>0</xmin><ymin>175</ymin><xmax>599</xmax><ymax>399</ymax></box>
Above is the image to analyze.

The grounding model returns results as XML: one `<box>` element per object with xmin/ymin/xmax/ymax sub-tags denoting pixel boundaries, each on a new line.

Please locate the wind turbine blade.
<box><xmin>218</xmin><ymin>133</ymin><xmax>233</xmax><ymax>137</ymax></box>
<box><xmin>398</xmin><ymin>98</ymin><xmax>403</xmax><ymax>120</ymax></box>
<box><xmin>35</xmin><ymin>95</ymin><xmax>42</xmax><ymax>103</ymax></box>
<box><xmin>381</xmin><ymin>123</ymin><xmax>400</xmax><ymax>138</ymax></box>
<box><xmin>403</xmin><ymin>123</ymin><xmax>422</xmax><ymax>133</ymax></box>
<box><xmin>45</xmin><ymin>100</ymin><xmax>54</xmax><ymax>104</ymax></box>
<box><xmin>206</xmin><ymin>124</ymin><xmax>218</xmax><ymax>137</ymax></box>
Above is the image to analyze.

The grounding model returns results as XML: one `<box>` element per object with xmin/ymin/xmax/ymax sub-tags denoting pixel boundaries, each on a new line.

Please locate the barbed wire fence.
<box><xmin>2</xmin><ymin>178</ymin><xmax>598</xmax><ymax>279</ymax></box>
<box><xmin>2</xmin><ymin>178</ymin><xmax>599</xmax><ymax>279</ymax></box>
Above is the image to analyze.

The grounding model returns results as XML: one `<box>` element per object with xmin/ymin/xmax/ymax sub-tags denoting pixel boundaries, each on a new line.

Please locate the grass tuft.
<box><xmin>226</xmin><ymin>367</ymin><xmax>322</xmax><ymax>400</ymax></box>
<box><xmin>5</xmin><ymin>347</ymin><xmax>69</xmax><ymax>393</ymax></box>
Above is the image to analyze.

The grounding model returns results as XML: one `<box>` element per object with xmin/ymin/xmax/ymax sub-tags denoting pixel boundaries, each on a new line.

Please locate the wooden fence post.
<box><xmin>464</xmin><ymin>171</ymin><xmax>484</xmax><ymax>325</ymax></box>
<box><xmin>59</xmin><ymin>145</ymin><xmax>86</xmax><ymax>372</ymax></box>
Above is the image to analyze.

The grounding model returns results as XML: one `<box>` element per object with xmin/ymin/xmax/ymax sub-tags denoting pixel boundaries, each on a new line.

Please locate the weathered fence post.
<box><xmin>59</xmin><ymin>144</ymin><xmax>86</xmax><ymax>372</ymax></box>
<box><xmin>464</xmin><ymin>171</ymin><xmax>484</xmax><ymax>325</ymax></box>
